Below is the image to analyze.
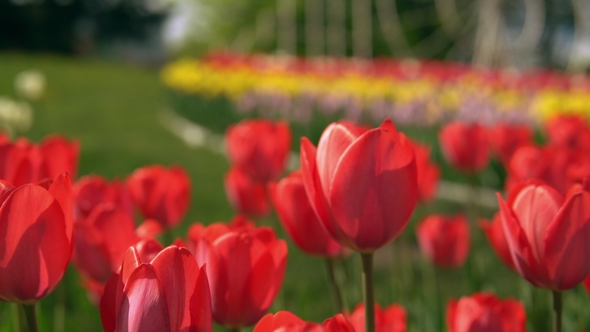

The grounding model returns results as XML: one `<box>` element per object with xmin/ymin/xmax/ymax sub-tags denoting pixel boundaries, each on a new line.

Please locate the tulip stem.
<box><xmin>21</xmin><ymin>304</ymin><xmax>38</xmax><ymax>332</ymax></box>
<box><xmin>54</xmin><ymin>278</ymin><xmax>65</xmax><ymax>332</ymax></box>
<box><xmin>12</xmin><ymin>304</ymin><xmax>23</xmax><ymax>332</ymax></box>
<box><xmin>325</xmin><ymin>259</ymin><xmax>345</xmax><ymax>314</ymax></box>
<box><xmin>228</xmin><ymin>328</ymin><xmax>240</xmax><ymax>332</ymax></box>
<box><xmin>552</xmin><ymin>290</ymin><xmax>562</xmax><ymax>332</ymax></box>
<box><xmin>361</xmin><ymin>253</ymin><xmax>375</xmax><ymax>332</ymax></box>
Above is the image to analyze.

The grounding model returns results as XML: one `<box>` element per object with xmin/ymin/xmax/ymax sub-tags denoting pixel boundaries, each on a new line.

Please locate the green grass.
<box><xmin>0</xmin><ymin>53</ymin><xmax>588</xmax><ymax>332</ymax></box>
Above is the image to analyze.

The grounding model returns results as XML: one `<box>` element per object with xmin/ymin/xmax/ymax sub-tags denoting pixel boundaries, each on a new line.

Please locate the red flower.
<box><xmin>0</xmin><ymin>173</ymin><xmax>73</xmax><ymax>303</ymax></box>
<box><xmin>226</xmin><ymin>119</ymin><xmax>291</xmax><ymax>182</ymax></box>
<box><xmin>498</xmin><ymin>180</ymin><xmax>590</xmax><ymax>290</ymax></box>
<box><xmin>349</xmin><ymin>302</ymin><xmax>407</xmax><ymax>332</ymax></box>
<box><xmin>128</xmin><ymin>164</ymin><xmax>190</xmax><ymax>228</ymax></box>
<box><xmin>411</xmin><ymin>141</ymin><xmax>440</xmax><ymax>202</ymax></box>
<box><xmin>73</xmin><ymin>175</ymin><xmax>134</xmax><ymax>220</ymax></box>
<box><xmin>39</xmin><ymin>135</ymin><xmax>80</xmax><ymax>180</ymax></box>
<box><xmin>254</xmin><ymin>311</ymin><xmax>355</xmax><ymax>332</ymax></box>
<box><xmin>185</xmin><ymin>215</ymin><xmax>255</xmax><ymax>266</ymax></box>
<box><xmin>487</xmin><ymin>122</ymin><xmax>533</xmax><ymax>165</ymax></box>
<box><xmin>506</xmin><ymin>145</ymin><xmax>590</xmax><ymax>194</ymax></box>
<box><xmin>300</xmin><ymin>119</ymin><xmax>418</xmax><ymax>252</ymax></box>
<box><xmin>545</xmin><ymin>114</ymin><xmax>590</xmax><ymax>150</ymax></box>
<box><xmin>0</xmin><ymin>138</ymin><xmax>43</xmax><ymax>187</ymax></box>
<box><xmin>439</xmin><ymin>121</ymin><xmax>489</xmax><ymax>172</ymax></box>
<box><xmin>224</xmin><ymin>167</ymin><xmax>270</xmax><ymax>217</ymax></box>
<box><xmin>447</xmin><ymin>292</ymin><xmax>526</xmax><ymax>332</ymax></box>
<box><xmin>270</xmin><ymin>170</ymin><xmax>347</xmax><ymax>258</ymax></box>
<box><xmin>254</xmin><ymin>311</ymin><xmax>305</xmax><ymax>331</ymax></box>
<box><xmin>100</xmin><ymin>243</ymin><xmax>211</xmax><ymax>332</ymax></box>
<box><xmin>207</xmin><ymin>227</ymin><xmax>287</xmax><ymax>328</ymax></box>
<box><xmin>478</xmin><ymin>213</ymin><xmax>516</xmax><ymax>271</ymax></box>
<box><xmin>416</xmin><ymin>214</ymin><xmax>470</xmax><ymax>268</ymax></box>
<box><xmin>72</xmin><ymin>204</ymin><xmax>140</xmax><ymax>283</ymax></box>
<box><xmin>0</xmin><ymin>136</ymin><xmax>79</xmax><ymax>187</ymax></box>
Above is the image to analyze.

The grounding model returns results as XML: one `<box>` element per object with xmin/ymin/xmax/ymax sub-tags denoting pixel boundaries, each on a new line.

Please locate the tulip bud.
<box><xmin>416</xmin><ymin>214</ymin><xmax>470</xmax><ymax>268</ymax></box>
<box><xmin>447</xmin><ymin>292</ymin><xmax>526</xmax><ymax>332</ymax></box>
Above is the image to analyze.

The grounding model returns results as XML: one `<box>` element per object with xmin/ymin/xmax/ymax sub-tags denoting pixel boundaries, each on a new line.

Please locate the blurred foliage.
<box><xmin>0</xmin><ymin>0</ymin><xmax>167</xmax><ymax>54</ymax></box>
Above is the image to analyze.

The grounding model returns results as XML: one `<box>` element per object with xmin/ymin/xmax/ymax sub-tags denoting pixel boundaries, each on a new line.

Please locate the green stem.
<box><xmin>21</xmin><ymin>304</ymin><xmax>38</xmax><ymax>332</ymax></box>
<box><xmin>325</xmin><ymin>259</ymin><xmax>345</xmax><ymax>314</ymax></box>
<box><xmin>228</xmin><ymin>328</ymin><xmax>240</xmax><ymax>332</ymax></box>
<box><xmin>12</xmin><ymin>304</ymin><xmax>22</xmax><ymax>332</ymax></box>
<box><xmin>552</xmin><ymin>290</ymin><xmax>562</xmax><ymax>332</ymax></box>
<box><xmin>361</xmin><ymin>253</ymin><xmax>375</xmax><ymax>332</ymax></box>
<box><xmin>54</xmin><ymin>278</ymin><xmax>65</xmax><ymax>332</ymax></box>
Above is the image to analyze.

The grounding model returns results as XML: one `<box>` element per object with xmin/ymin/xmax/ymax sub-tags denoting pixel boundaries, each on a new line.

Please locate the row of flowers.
<box><xmin>161</xmin><ymin>52</ymin><xmax>590</xmax><ymax>127</ymax></box>
<box><xmin>3</xmin><ymin>111</ymin><xmax>590</xmax><ymax>331</ymax></box>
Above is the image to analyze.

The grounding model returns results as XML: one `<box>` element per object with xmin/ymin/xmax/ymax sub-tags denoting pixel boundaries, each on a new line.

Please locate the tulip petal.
<box><xmin>254</xmin><ymin>311</ymin><xmax>304</xmax><ymax>332</ymax></box>
<box><xmin>329</xmin><ymin>119</ymin><xmax>418</xmax><ymax>251</ymax></box>
<box><xmin>0</xmin><ymin>184</ymin><xmax>68</xmax><ymax>303</ymax></box>
<box><xmin>248</xmin><ymin>240</ymin><xmax>287</xmax><ymax>321</ymax></box>
<box><xmin>544</xmin><ymin>189</ymin><xmax>590</xmax><ymax>290</ymax></box>
<box><xmin>48</xmin><ymin>173</ymin><xmax>73</xmax><ymax>243</ymax></box>
<box><xmin>116</xmin><ymin>264</ymin><xmax>171</xmax><ymax>332</ymax></box>
<box><xmin>151</xmin><ymin>246</ymin><xmax>212</xmax><ymax>331</ymax></box>
<box><xmin>322</xmin><ymin>314</ymin><xmax>355</xmax><ymax>331</ymax></box>
<box><xmin>89</xmin><ymin>204</ymin><xmax>139</xmax><ymax>271</ymax></box>
<box><xmin>511</xmin><ymin>185</ymin><xmax>562</xmax><ymax>263</ymax></box>
<box><xmin>270</xmin><ymin>171</ymin><xmax>345</xmax><ymax>257</ymax></box>
<box><xmin>316</xmin><ymin>123</ymin><xmax>359</xmax><ymax>199</ymax></box>
<box><xmin>100</xmin><ymin>271</ymin><xmax>123</xmax><ymax>332</ymax></box>
<box><xmin>498</xmin><ymin>194</ymin><xmax>550</xmax><ymax>288</ymax></box>
<box><xmin>300</xmin><ymin>138</ymin><xmax>342</xmax><ymax>242</ymax></box>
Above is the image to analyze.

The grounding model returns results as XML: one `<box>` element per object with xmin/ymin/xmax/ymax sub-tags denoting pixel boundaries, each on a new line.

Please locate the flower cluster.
<box><xmin>162</xmin><ymin>52</ymin><xmax>590</xmax><ymax>127</ymax></box>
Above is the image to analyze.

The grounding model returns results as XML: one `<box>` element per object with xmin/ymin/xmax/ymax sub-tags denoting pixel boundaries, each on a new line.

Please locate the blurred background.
<box><xmin>0</xmin><ymin>0</ymin><xmax>587</xmax><ymax>70</ymax></box>
<box><xmin>1</xmin><ymin>1</ymin><xmax>590</xmax><ymax>332</ymax></box>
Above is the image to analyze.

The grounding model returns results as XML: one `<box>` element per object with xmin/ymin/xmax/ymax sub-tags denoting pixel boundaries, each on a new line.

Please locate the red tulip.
<box><xmin>224</xmin><ymin>167</ymin><xmax>270</xmax><ymax>217</ymax></box>
<box><xmin>73</xmin><ymin>203</ymin><xmax>140</xmax><ymax>283</ymax></box>
<box><xmin>416</xmin><ymin>214</ymin><xmax>470</xmax><ymax>268</ymax></box>
<box><xmin>439</xmin><ymin>121</ymin><xmax>489</xmax><ymax>172</ymax></box>
<box><xmin>349</xmin><ymin>302</ymin><xmax>407</xmax><ymax>332</ymax></box>
<box><xmin>0</xmin><ymin>138</ymin><xmax>43</xmax><ymax>187</ymax></box>
<box><xmin>447</xmin><ymin>292</ymin><xmax>526</xmax><ymax>332</ymax></box>
<box><xmin>128</xmin><ymin>164</ymin><xmax>190</xmax><ymax>228</ymax></box>
<box><xmin>254</xmin><ymin>311</ymin><xmax>305</xmax><ymax>332</ymax></box>
<box><xmin>207</xmin><ymin>227</ymin><xmax>287</xmax><ymax>328</ymax></box>
<box><xmin>39</xmin><ymin>135</ymin><xmax>80</xmax><ymax>180</ymax></box>
<box><xmin>506</xmin><ymin>145</ymin><xmax>590</xmax><ymax>195</ymax></box>
<box><xmin>411</xmin><ymin>141</ymin><xmax>440</xmax><ymax>202</ymax></box>
<box><xmin>545</xmin><ymin>114</ymin><xmax>590</xmax><ymax>150</ymax></box>
<box><xmin>300</xmin><ymin>119</ymin><xmax>418</xmax><ymax>252</ymax></box>
<box><xmin>321</xmin><ymin>314</ymin><xmax>356</xmax><ymax>332</ymax></box>
<box><xmin>478</xmin><ymin>213</ymin><xmax>516</xmax><ymax>271</ymax></box>
<box><xmin>254</xmin><ymin>311</ymin><xmax>355</xmax><ymax>332</ymax></box>
<box><xmin>487</xmin><ymin>122</ymin><xmax>533</xmax><ymax>165</ymax></box>
<box><xmin>270</xmin><ymin>170</ymin><xmax>347</xmax><ymax>258</ymax></box>
<box><xmin>73</xmin><ymin>175</ymin><xmax>134</xmax><ymax>220</ymax></box>
<box><xmin>0</xmin><ymin>136</ymin><xmax>79</xmax><ymax>187</ymax></box>
<box><xmin>100</xmin><ymin>243</ymin><xmax>211</xmax><ymax>332</ymax></box>
<box><xmin>135</xmin><ymin>219</ymin><xmax>165</xmax><ymax>239</ymax></box>
<box><xmin>185</xmin><ymin>215</ymin><xmax>255</xmax><ymax>266</ymax></box>
<box><xmin>226</xmin><ymin>119</ymin><xmax>291</xmax><ymax>182</ymax></box>
<box><xmin>498</xmin><ymin>180</ymin><xmax>590</xmax><ymax>290</ymax></box>
<box><xmin>0</xmin><ymin>173</ymin><xmax>73</xmax><ymax>303</ymax></box>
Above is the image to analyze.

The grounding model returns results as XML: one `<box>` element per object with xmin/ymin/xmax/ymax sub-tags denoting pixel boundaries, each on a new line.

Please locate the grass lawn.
<box><xmin>0</xmin><ymin>53</ymin><xmax>588</xmax><ymax>331</ymax></box>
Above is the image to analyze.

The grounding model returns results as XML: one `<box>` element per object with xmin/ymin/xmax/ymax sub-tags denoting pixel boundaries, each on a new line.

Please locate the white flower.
<box><xmin>14</xmin><ymin>70</ymin><xmax>46</xmax><ymax>100</ymax></box>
